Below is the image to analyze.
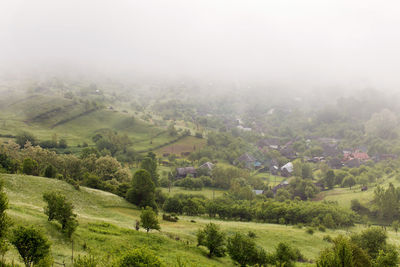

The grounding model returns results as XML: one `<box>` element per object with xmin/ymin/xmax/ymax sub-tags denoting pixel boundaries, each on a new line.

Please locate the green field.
<box><xmin>316</xmin><ymin>175</ymin><xmax>399</xmax><ymax>209</ymax></box>
<box><xmin>161</xmin><ymin>186</ymin><xmax>226</xmax><ymax>199</ymax></box>
<box><xmin>5</xmin><ymin>174</ymin><xmax>394</xmax><ymax>266</ymax></box>
<box><xmin>156</xmin><ymin>136</ymin><xmax>207</xmax><ymax>157</ymax></box>
<box><xmin>0</xmin><ymin>94</ymin><xmax>179</xmax><ymax>151</ymax></box>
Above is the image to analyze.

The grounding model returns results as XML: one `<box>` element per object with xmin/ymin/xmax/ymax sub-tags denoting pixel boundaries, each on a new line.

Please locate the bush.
<box><xmin>227</xmin><ymin>233</ymin><xmax>265</xmax><ymax>266</ymax></box>
<box><xmin>22</xmin><ymin>158</ymin><xmax>38</xmax><ymax>175</ymax></box>
<box><xmin>323</xmin><ymin>235</ymin><xmax>333</xmax><ymax>242</ymax></box>
<box><xmin>318</xmin><ymin>225</ymin><xmax>326</xmax><ymax>232</ymax></box>
<box><xmin>74</xmin><ymin>255</ymin><xmax>99</xmax><ymax>267</ymax></box>
<box><xmin>162</xmin><ymin>214</ymin><xmax>178</xmax><ymax>222</ymax></box>
<box><xmin>44</xmin><ymin>165</ymin><xmax>57</xmax><ymax>178</ymax></box>
<box><xmin>159</xmin><ymin>177</ymin><xmax>170</xmax><ymax>188</ymax></box>
<box><xmin>140</xmin><ymin>207</ymin><xmax>160</xmax><ymax>233</ymax></box>
<box><xmin>306</xmin><ymin>228</ymin><xmax>314</xmax><ymax>235</ymax></box>
<box><xmin>58</xmin><ymin>139</ymin><xmax>68</xmax><ymax>149</ymax></box>
<box><xmin>247</xmin><ymin>231</ymin><xmax>257</xmax><ymax>238</ymax></box>
<box><xmin>118</xmin><ymin>248</ymin><xmax>163</xmax><ymax>267</ymax></box>
<box><xmin>197</xmin><ymin>223</ymin><xmax>226</xmax><ymax>258</ymax></box>
<box><xmin>16</xmin><ymin>131</ymin><xmax>36</xmax><ymax>147</ymax></box>
<box><xmin>11</xmin><ymin>226</ymin><xmax>51</xmax><ymax>267</ymax></box>
<box><xmin>43</xmin><ymin>192</ymin><xmax>78</xmax><ymax>237</ymax></box>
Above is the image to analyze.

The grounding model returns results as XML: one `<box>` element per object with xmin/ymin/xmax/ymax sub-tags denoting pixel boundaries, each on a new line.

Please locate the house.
<box><xmin>236</xmin><ymin>153</ymin><xmax>257</xmax><ymax>169</ymax></box>
<box><xmin>198</xmin><ymin>162</ymin><xmax>215</xmax><ymax>171</ymax></box>
<box><xmin>257</xmin><ymin>138</ymin><xmax>280</xmax><ymax>150</ymax></box>
<box><xmin>252</xmin><ymin>190</ymin><xmax>264</xmax><ymax>195</ymax></box>
<box><xmin>373</xmin><ymin>154</ymin><xmax>398</xmax><ymax>162</ymax></box>
<box><xmin>269</xmin><ymin>159</ymin><xmax>279</xmax><ymax>175</ymax></box>
<box><xmin>307</xmin><ymin>156</ymin><xmax>325</xmax><ymax>163</ymax></box>
<box><xmin>342</xmin><ymin>149</ymin><xmax>369</xmax><ymax>167</ymax></box>
<box><xmin>328</xmin><ymin>158</ymin><xmax>343</xmax><ymax>169</ymax></box>
<box><xmin>280</xmin><ymin>147</ymin><xmax>297</xmax><ymax>160</ymax></box>
<box><xmin>321</xmin><ymin>143</ymin><xmax>340</xmax><ymax>157</ymax></box>
<box><xmin>161</xmin><ymin>160</ymin><xmax>171</xmax><ymax>166</ymax></box>
<box><xmin>237</xmin><ymin>125</ymin><xmax>252</xmax><ymax>131</ymax></box>
<box><xmin>176</xmin><ymin>167</ymin><xmax>197</xmax><ymax>178</ymax></box>
<box><xmin>281</xmin><ymin>162</ymin><xmax>293</xmax><ymax>177</ymax></box>
<box><xmin>345</xmin><ymin>158</ymin><xmax>361</xmax><ymax>168</ymax></box>
<box><xmin>198</xmin><ymin>162</ymin><xmax>215</xmax><ymax>175</ymax></box>
<box><xmin>272</xmin><ymin>180</ymin><xmax>289</xmax><ymax>194</ymax></box>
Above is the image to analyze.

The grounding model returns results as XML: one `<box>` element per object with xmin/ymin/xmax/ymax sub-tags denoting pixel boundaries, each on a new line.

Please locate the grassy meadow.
<box><xmin>0</xmin><ymin>173</ymin><xmax>371</xmax><ymax>267</ymax></box>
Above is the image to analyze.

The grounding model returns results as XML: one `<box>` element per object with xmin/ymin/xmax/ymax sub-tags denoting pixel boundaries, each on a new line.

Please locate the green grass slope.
<box><xmin>5</xmin><ymin>174</ymin><xmax>400</xmax><ymax>266</ymax></box>
<box><xmin>0</xmin><ymin>93</ymin><xmax>178</xmax><ymax>151</ymax></box>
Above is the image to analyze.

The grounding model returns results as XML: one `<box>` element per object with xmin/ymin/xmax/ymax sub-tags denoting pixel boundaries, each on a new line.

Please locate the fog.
<box><xmin>1</xmin><ymin>0</ymin><xmax>400</xmax><ymax>90</ymax></box>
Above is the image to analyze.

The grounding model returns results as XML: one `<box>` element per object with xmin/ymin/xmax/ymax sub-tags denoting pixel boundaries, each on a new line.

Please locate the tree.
<box><xmin>140</xmin><ymin>207</ymin><xmax>160</xmax><ymax>233</ymax></box>
<box><xmin>126</xmin><ymin>170</ymin><xmax>157</xmax><ymax>210</ymax></box>
<box><xmin>44</xmin><ymin>164</ymin><xmax>56</xmax><ymax>178</ymax></box>
<box><xmin>140</xmin><ymin>157</ymin><xmax>159</xmax><ymax>186</ymax></box>
<box><xmin>0</xmin><ymin>180</ymin><xmax>11</xmax><ymax>260</ymax></box>
<box><xmin>94</xmin><ymin>156</ymin><xmax>121</xmax><ymax>181</ymax></box>
<box><xmin>43</xmin><ymin>192</ymin><xmax>78</xmax><ymax>237</ymax></box>
<box><xmin>58</xmin><ymin>138</ymin><xmax>68</xmax><ymax>149</ymax></box>
<box><xmin>118</xmin><ymin>248</ymin><xmax>162</xmax><ymax>267</ymax></box>
<box><xmin>197</xmin><ymin>223</ymin><xmax>225</xmax><ymax>258</ymax></box>
<box><xmin>227</xmin><ymin>233</ymin><xmax>262</xmax><ymax>266</ymax></box>
<box><xmin>392</xmin><ymin>220</ymin><xmax>400</xmax><ymax>235</ymax></box>
<box><xmin>325</xmin><ymin>170</ymin><xmax>335</xmax><ymax>189</ymax></box>
<box><xmin>22</xmin><ymin>158</ymin><xmax>38</xmax><ymax>176</ymax></box>
<box><xmin>316</xmin><ymin>236</ymin><xmax>354</xmax><ymax>267</ymax></box>
<box><xmin>375</xmin><ymin>245</ymin><xmax>399</xmax><ymax>267</ymax></box>
<box><xmin>351</xmin><ymin>227</ymin><xmax>387</xmax><ymax>259</ymax></box>
<box><xmin>365</xmin><ymin>109</ymin><xmax>398</xmax><ymax>139</ymax></box>
<box><xmin>16</xmin><ymin>131</ymin><xmax>36</xmax><ymax>147</ymax></box>
<box><xmin>342</xmin><ymin>175</ymin><xmax>356</xmax><ymax>189</ymax></box>
<box><xmin>272</xmin><ymin>242</ymin><xmax>297</xmax><ymax>267</ymax></box>
<box><xmin>11</xmin><ymin>226</ymin><xmax>51</xmax><ymax>267</ymax></box>
<box><xmin>373</xmin><ymin>183</ymin><xmax>399</xmax><ymax>221</ymax></box>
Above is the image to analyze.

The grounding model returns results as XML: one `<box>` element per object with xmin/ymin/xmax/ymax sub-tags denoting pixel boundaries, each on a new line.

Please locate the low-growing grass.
<box><xmin>3</xmin><ymin>174</ymin><xmax>400</xmax><ymax>266</ymax></box>
<box><xmin>156</xmin><ymin>136</ymin><xmax>207</xmax><ymax>156</ymax></box>
<box><xmin>161</xmin><ymin>186</ymin><xmax>226</xmax><ymax>199</ymax></box>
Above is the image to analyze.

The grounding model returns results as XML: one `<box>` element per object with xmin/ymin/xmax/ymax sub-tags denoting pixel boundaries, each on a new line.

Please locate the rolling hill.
<box><xmin>1</xmin><ymin>173</ymin><xmax>370</xmax><ymax>266</ymax></box>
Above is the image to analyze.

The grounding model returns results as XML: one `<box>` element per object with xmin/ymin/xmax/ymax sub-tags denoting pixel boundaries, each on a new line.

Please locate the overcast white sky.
<box><xmin>1</xmin><ymin>0</ymin><xmax>400</xmax><ymax>89</ymax></box>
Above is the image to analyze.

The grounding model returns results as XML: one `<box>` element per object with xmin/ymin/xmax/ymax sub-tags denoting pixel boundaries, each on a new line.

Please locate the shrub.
<box><xmin>197</xmin><ymin>223</ymin><xmax>225</xmax><ymax>258</ymax></box>
<box><xmin>74</xmin><ymin>255</ymin><xmax>99</xmax><ymax>267</ymax></box>
<box><xmin>323</xmin><ymin>235</ymin><xmax>333</xmax><ymax>243</ymax></box>
<box><xmin>118</xmin><ymin>248</ymin><xmax>163</xmax><ymax>267</ymax></box>
<box><xmin>44</xmin><ymin>165</ymin><xmax>57</xmax><ymax>178</ymax></box>
<box><xmin>162</xmin><ymin>214</ymin><xmax>178</xmax><ymax>222</ymax></box>
<box><xmin>227</xmin><ymin>233</ymin><xmax>265</xmax><ymax>266</ymax></box>
<box><xmin>22</xmin><ymin>158</ymin><xmax>38</xmax><ymax>176</ymax></box>
<box><xmin>247</xmin><ymin>231</ymin><xmax>257</xmax><ymax>238</ymax></box>
<box><xmin>11</xmin><ymin>226</ymin><xmax>51</xmax><ymax>267</ymax></box>
<box><xmin>306</xmin><ymin>228</ymin><xmax>314</xmax><ymax>235</ymax></box>
<box><xmin>43</xmin><ymin>192</ymin><xmax>78</xmax><ymax>237</ymax></box>
<box><xmin>140</xmin><ymin>207</ymin><xmax>160</xmax><ymax>233</ymax></box>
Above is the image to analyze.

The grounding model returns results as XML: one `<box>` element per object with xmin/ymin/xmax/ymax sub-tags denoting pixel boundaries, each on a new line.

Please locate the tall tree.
<box><xmin>197</xmin><ymin>223</ymin><xmax>225</xmax><ymax>258</ymax></box>
<box><xmin>140</xmin><ymin>156</ymin><xmax>159</xmax><ymax>186</ymax></box>
<box><xmin>126</xmin><ymin>169</ymin><xmax>157</xmax><ymax>210</ymax></box>
<box><xmin>11</xmin><ymin>226</ymin><xmax>51</xmax><ymax>267</ymax></box>
<box><xmin>325</xmin><ymin>170</ymin><xmax>335</xmax><ymax>189</ymax></box>
<box><xmin>140</xmin><ymin>206</ymin><xmax>160</xmax><ymax>233</ymax></box>
<box><xmin>227</xmin><ymin>233</ymin><xmax>263</xmax><ymax>267</ymax></box>
<box><xmin>43</xmin><ymin>192</ymin><xmax>78</xmax><ymax>237</ymax></box>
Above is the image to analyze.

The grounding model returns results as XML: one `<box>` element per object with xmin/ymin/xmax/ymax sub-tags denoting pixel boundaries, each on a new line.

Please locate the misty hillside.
<box><xmin>2</xmin><ymin>0</ymin><xmax>400</xmax><ymax>266</ymax></box>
